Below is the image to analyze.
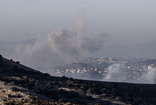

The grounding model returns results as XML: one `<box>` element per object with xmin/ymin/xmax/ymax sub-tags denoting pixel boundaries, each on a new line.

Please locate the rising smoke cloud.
<box><xmin>12</xmin><ymin>19</ymin><xmax>110</xmax><ymax>67</ymax></box>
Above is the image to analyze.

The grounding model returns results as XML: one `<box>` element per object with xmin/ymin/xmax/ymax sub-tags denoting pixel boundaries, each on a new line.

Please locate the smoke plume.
<box><xmin>104</xmin><ymin>64</ymin><xmax>127</xmax><ymax>82</ymax></box>
<box><xmin>12</xmin><ymin>24</ymin><xmax>109</xmax><ymax>67</ymax></box>
<box><xmin>141</xmin><ymin>67</ymin><xmax>156</xmax><ymax>84</ymax></box>
<box><xmin>103</xmin><ymin>63</ymin><xmax>156</xmax><ymax>84</ymax></box>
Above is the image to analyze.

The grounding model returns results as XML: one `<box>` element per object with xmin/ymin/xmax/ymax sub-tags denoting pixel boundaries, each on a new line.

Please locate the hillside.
<box><xmin>0</xmin><ymin>55</ymin><xmax>156</xmax><ymax>105</ymax></box>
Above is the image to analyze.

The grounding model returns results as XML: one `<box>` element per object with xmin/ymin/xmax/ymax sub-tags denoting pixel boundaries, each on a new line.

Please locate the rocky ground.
<box><xmin>0</xmin><ymin>55</ymin><xmax>156</xmax><ymax>105</ymax></box>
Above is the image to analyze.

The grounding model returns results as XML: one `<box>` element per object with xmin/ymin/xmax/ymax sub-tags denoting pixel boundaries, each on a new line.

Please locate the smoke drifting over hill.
<box><xmin>12</xmin><ymin>24</ymin><xmax>109</xmax><ymax>67</ymax></box>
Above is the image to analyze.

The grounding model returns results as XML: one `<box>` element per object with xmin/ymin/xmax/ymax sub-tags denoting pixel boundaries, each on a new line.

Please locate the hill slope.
<box><xmin>0</xmin><ymin>55</ymin><xmax>156</xmax><ymax>105</ymax></box>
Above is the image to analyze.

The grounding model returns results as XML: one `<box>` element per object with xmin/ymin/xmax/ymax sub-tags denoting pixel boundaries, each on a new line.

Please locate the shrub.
<box><xmin>11</xmin><ymin>87</ymin><xmax>20</xmax><ymax>91</ymax></box>
<box><xmin>29</xmin><ymin>95</ymin><xmax>36</xmax><ymax>101</ymax></box>
<box><xmin>16</xmin><ymin>61</ymin><xmax>20</xmax><ymax>64</ymax></box>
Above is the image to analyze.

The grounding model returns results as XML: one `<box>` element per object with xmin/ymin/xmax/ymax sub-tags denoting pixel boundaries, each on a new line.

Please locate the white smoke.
<box><xmin>141</xmin><ymin>68</ymin><xmax>156</xmax><ymax>84</ymax></box>
<box><xmin>104</xmin><ymin>64</ymin><xmax>127</xmax><ymax>82</ymax></box>
<box><xmin>103</xmin><ymin>63</ymin><xmax>156</xmax><ymax>84</ymax></box>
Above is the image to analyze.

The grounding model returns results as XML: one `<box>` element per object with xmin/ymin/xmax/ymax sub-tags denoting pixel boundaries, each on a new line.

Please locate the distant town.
<box><xmin>49</xmin><ymin>57</ymin><xmax>156</xmax><ymax>84</ymax></box>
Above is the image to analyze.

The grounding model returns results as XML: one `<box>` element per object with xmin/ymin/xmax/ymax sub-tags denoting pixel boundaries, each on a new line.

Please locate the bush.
<box><xmin>11</xmin><ymin>87</ymin><xmax>20</xmax><ymax>91</ymax></box>
<box><xmin>16</xmin><ymin>61</ymin><xmax>20</xmax><ymax>64</ymax></box>
<box><xmin>29</xmin><ymin>95</ymin><xmax>36</xmax><ymax>101</ymax></box>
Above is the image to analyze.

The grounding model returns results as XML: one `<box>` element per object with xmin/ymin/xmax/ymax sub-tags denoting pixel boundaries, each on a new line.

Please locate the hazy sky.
<box><xmin>1</xmin><ymin>0</ymin><xmax>156</xmax><ymax>45</ymax></box>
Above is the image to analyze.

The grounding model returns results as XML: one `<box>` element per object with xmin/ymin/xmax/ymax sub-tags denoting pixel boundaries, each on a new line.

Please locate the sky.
<box><xmin>1</xmin><ymin>0</ymin><xmax>156</xmax><ymax>67</ymax></box>
<box><xmin>1</xmin><ymin>0</ymin><xmax>156</xmax><ymax>45</ymax></box>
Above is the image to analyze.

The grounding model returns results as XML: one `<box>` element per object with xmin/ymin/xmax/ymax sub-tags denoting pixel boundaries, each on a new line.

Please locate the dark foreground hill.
<box><xmin>0</xmin><ymin>55</ymin><xmax>156</xmax><ymax>105</ymax></box>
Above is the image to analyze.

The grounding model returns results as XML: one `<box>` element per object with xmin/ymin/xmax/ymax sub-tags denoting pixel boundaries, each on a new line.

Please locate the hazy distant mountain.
<box><xmin>98</xmin><ymin>39</ymin><xmax>156</xmax><ymax>58</ymax></box>
<box><xmin>134</xmin><ymin>39</ymin><xmax>156</xmax><ymax>58</ymax></box>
